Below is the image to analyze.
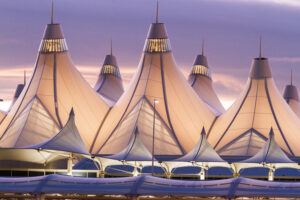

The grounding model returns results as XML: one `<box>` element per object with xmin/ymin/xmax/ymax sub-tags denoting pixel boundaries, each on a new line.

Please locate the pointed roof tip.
<box><xmin>201</xmin><ymin>127</ymin><xmax>206</xmax><ymax>135</ymax></box>
<box><xmin>156</xmin><ymin>0</ymin><xmax>159</xmax><ymax>24</ymax></box>
<box><xmin>259</xmin><ymin>36</ymin><xmax>262</xmax><ymax>59</ymax></box>
<box><xmin>201</xmin><ymin>40</ymin><xmax>205</xmax><ymax>56</ymax></box>
<box><xmin>269</xmin><ymin>127</ymin><xmax>274</xmax><ymax>138</ymax></box>
<box><xmin>110</xmin><ymin>39</ymin><xmax>112</xmax><ymax>56</ymax></box>
<box><xmin>23</xmin><ymin>70</ymin><xmax>26</xmax><ymax>85</ymax></box>
<box><xmin>51</xmin><ymin>0</ymin><xmax>54</xmax><ymax>24</ymax></box>
<box><xmin>291</xmin><ymin>69</ymin><xmax>293</xmax><ymax>85</ymax></box>
<box><xmin>69</xmin><ymin>108</ymin><xmax>75</xmax><ymax>117</ymax></box>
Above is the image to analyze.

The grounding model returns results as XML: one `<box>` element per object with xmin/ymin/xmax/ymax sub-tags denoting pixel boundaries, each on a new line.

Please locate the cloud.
<box><xmin>227</xmin><ymin>0</ymin><xmax>300</xmax><ymax>7</ymax></box>
<box><xmin>270</xmin><ymin>57</ymin><xmax>300</xmax><ymax>63</ymax></box>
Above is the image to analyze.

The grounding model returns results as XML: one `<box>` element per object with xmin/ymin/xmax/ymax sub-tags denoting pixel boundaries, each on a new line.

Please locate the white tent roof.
<box><xmin>242</xmin><ymin>128</ymin><xmax>294</xmax><ymax>164</ymax></box>
<box><xmin>0</xmin><ymin>111</ymin><xmax>5</xmax><ymax>124</ymax></box>
<box><xmin>94</xmin><ymin>43</ymin><xmax>124</xmax><ymax>103</ymax></box>
<box><xmin>28</xmin><ymin>109</ymin><xmax>89</xmax><ymax>155</ymax></box>
<box><xmin>283</xmin><ymin>79</ymin><xmax>300</xmax><ymax>118</ymax></box>
<box><xmin>0</xmin><ymin>12</ymin><xmax>109</xmax><ymax>149</ymax></box>
<box><xmin>207</xmin><ymin>50</ymin><xmax>300</xmax><ymax>157</ymax></box>
<box><xmin>188</xmin><ymin>49</ymin><xmax>225</xmax><ymax>114</ymax></box>
<box><xmin>0</xmin><ymin>109</ymin><xmax>89</xmax><ymax>167</ymax></box>
<box><xmin>106</xmin><ymin>128</ymin><xmax>153</xmax><ymax>162</ymax></box>
<box><xmin>89</xmin><ymin>17</ymin><xmax>216</xmax><ymax>155</ymax></box>
<box><xmin>176</xmin><ymin>128</ymin><xmax>224</xmax><ymax>163</ymax></box>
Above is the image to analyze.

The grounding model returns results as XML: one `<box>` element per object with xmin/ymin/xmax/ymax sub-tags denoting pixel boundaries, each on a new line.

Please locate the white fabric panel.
<box><xmin>95</xmin><ymin>75</ymin><xmax>124</xmax><ymax>102</ymax></box>
<box><xmin>106</xmin><ymin>130</ymin><xmax>153</xmax><ymax>161</ymax></box>
<box><xmin>91</xmin><ymin>23</ymin><xmax>216</xmax><ymax>154</ymax></box>
<box><xmin>0</xmin><ymin>98</ymin><xmax>59</xmax><ymax>147</ymax></box>
<box><xmin>0</xmin><ymin>111</ymin><xmax>5</xmax><ymax>123</ymax></box>
<box><xmin>208</xmin><ymin>76</ymin><xmax>300</xmax><ymax>156</ymax></box>
<box><xmin>0</xmin><ymin>23</ymin><xmax>110</xmax><ymax>150</ymax></box>
<box><xmin>28</xmin><ymin>110</ymin><xmax>89</xmax><ymax>155</ymax></box>
<box><xmin>100</xmin><ymin>98</ymin><xmax>182</xmax><ymax>155</ymax></box>
<box><xmin>189</xmin><ymin>75</ymin><xmax>225</xmax><ymax>114</ymax></box>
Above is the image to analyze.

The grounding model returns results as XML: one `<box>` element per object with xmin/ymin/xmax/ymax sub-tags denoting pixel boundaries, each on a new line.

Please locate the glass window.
<box><xmin>39</xmin><ymin>39</ymin><xmax>68</xmax><ymax>53</ymax></box>
<box><xmin>143</xmin><ymin>39</ymin><xmax>171</xmax><ymax>53</ymax></box>
<box><xmin>100</xmin><ymin>65</ymin><xmax>121</xmax><ymax>77</ymax></box>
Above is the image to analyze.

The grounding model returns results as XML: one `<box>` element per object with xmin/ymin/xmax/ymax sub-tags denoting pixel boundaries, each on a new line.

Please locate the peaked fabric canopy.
<box><xmin>89</xmin><ymin>21</ymin><xmax>216</xmax><ymax>155</ymax></box>
<box><xmin>163</xmin><ymin>128</ymin><xmax>229</xmax><ymax>172</ymax></box>
<box><xmin>9</xmin><ymin>83</ymin><xmax>25</xmax><ymax>111</ymax></box>
<box><xmin>208</xmin><ymin>56</ymin><xmax>300</xmax><ymax>157</ymax></box>
<box><xmin>283</xmin><ymin>84</ymin><xmax>300</xmax><ymax>118</ymax></box>
<box><xmin>106</xmin><ymin>129</ymin><xmax>153</xmax><ymax>162</ymax></box>
<box><xmin>28</xmin><ymin>109</ymin><xmax>89</xmax><ymax>155</ymax></box>
<box><xmin>0</xmin><ymin>110</ymin><xmax>89</xmax><ymax>168</ymax></box>
<box><xmin>0</xmin><ymin>20</ymin><xmax>109</xmax><ymax>148</ymax></box>
<box><xmin>241</xmin><ymin>128</ymin><xmax>294</xmax><ymax>164</ymax></box>
<box><xmin>188</xmin><ymin>54</ymin><xmax>225</xmax><ymax>114</ymax></box>
<box><xmin>0</xmin><ymin>111</ymin><xmax>5</xmax><ymax>124</ymax></box>
<box><xmin>232</xmin><ymin>128</ymin><xmax>298</xmax><ymax>173</ymax></box>
<box><xmin>94</xmin><ymin>51</ymin><xmax>124</xmax><ymax>102</ymax></box>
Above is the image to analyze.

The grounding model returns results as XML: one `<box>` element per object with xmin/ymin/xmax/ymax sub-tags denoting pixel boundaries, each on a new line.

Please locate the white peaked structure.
<box><xmin>188</xmin><ymin>42</ymin><xmax>225</xmax><ymax>113</ymax></box>
<box><xmin>0</xmin><ymin>109</ymin><xmax>89</xmax><ymax>172</ymax></box>
<box><xmin>89</xmin><ymin>4</ymin><xmax>216</xmax><ymax>155</ymax></box>
<box><xmin>94</xmin><ymin>41</ymin><xmax>124</xmax><ymax>102</ymax></box>
<box><xmin>283</xmin><ymin>70</ymin><xmax>300</xmax><ymax>118</ymax></box>
<box><xmin>232</xmin><ymin>128</ymin><xmax>298</xmax><ymax>181</ymax></box>
<box><xmin>208</xmin><ymin>40</ymin><xmax>300</xmax><ymax>157</ymax></box>
<box><xmin>95</xmin><ymin>129</ymin><xmax>158</xmax><ymax>177</ymax></box>
<box><xmin>163</xmin><ymin>128</ymin><xmax>230</xmax><ymax>179</ymax></box>
<box><xmin>0</xmin><ymin>4</ymin><xmax>109</xmax><ymax>148</ymax></box>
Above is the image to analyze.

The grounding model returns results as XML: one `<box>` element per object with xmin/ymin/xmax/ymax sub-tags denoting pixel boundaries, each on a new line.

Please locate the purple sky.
<box><xmin>0</xmin><ymin>0</ymin><xmax>300</xmax><ymax>110</ymax></box>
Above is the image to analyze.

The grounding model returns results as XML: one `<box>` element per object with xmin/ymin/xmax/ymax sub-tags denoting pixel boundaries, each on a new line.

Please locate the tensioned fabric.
<box><xmin>0</xmin><ymin>110</ymin><xmax>89</xmax><ymax>168</ymax></box>
<box><xmin>163</xmin><ymin>128</ymin><xmax>229</xmax><ymax>171</ymax></box>
<box><xmin>208</xmin><ymin>57</ymin><xmax>300</xmax><ymax>157</ymax></box>
<box><xmin>0</xmin><ymin>23</ymin><xmax>109</xmax><ymax>149</ymax></box>
<box><xmin>1</xmin><ymin>175</ymin><xmax>300</xmax><ymax>198</ymax></box>
<box><xmin>89</xmin><ymin>22</ymin><xmax>216</xmax><ymax>155</ymax></box>
<box><xmin>94</xmin><ymin>54</ymin><xmax>124</xmax><ymax>103</ymax></box>
<box><xmin>0</xmin><ymin>111</ymin><xmax>5</xmax><ymax>124</ymax></box>
<box><xmin>232</xmin><ymin>128</ymin><xmax>298</xmax><ymax>173</ymax></box>
<box><xmin>188</xmin><ymin>54</ymin><xmax>225</xmax><ymax>114</ymax></box>
<box><xmin>283</xmin><ymin>84</ymin><xmax>300</xmax><ymax>118</ymax></box>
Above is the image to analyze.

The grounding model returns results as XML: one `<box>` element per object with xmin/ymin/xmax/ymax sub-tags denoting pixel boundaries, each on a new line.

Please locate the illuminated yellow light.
<box><xmin>39</xmin><ymin>39</ymin><xmax>68</xmax><ymax>53</ymax></box>
<box><xmin>144</xmin><ymin>39</ymin><xmax>171</xmax><ymax>53</ymax></box>
<box><xmin>191</xmin><ymin>65</ymin><xmax>210</xmax><ymax>77</ymax></box>
<box><xmin>101</xmin><ymin>65</ymin><xmax>121</xmax><ymax>77</ymax></box>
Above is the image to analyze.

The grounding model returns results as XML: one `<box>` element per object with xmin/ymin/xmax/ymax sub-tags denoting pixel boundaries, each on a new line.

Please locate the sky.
<box><xmin>0</xmin><ymin>0</ymin><xmax>300</xmax><ymax>110</ymax></box>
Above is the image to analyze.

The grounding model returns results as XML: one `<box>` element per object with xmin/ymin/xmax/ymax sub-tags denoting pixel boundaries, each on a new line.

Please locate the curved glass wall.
<box><xmin>101</xmin><ymin>65</ymin><xmax>121</xmax><ymax>77</ymax></box>
<box><xmin>143</xmin><ymin>39</ymin><xmax>171</xmax><ymax>53</ymax></box>
<box><xmin>39</xmin><ymin>39</ymin><xmax>68</xmax><ymax>53</ymax></box>
<box><xmin>190</xmin><ymin>65</ymin><xmax>210</xmax><ymax>78</ymax></box>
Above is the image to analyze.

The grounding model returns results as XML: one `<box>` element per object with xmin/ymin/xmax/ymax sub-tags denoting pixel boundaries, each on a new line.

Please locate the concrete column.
<box><xmin>67</xmin><ymin>157</ymin><xmax>73</xmax><ymax>176</ymax></box>
<box><xmin>199</xmin><ymin>168</ymin><xmax>205</xmax><ymax>180</ymax></box>
<box><xmin>268</xmin><ymin>168</ymin><xmax>274</xmax><ymax>181</ymax></box>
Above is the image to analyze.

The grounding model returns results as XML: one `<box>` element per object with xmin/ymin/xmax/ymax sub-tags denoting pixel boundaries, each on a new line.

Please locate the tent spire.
<box><xmin>24</xmin><ymin>70</ymin><xmax>26</xmax><ymax>85</ymax></box>
<box><xmin>201</xmin><ymin>127</ymin><xmax>206</xmax><ymax>135</ymax></box>
<box><xmin>202</xmin><ymin>40</ymin><xmax>205</xmax><ymax>56</ymax></box>
<box><xmin>51</xmin><ymin>0</ymin><xmax>54</xmax><ymax>24</ymax></box>
<box><xmin>259</xmin><ymin>36</ymin><xmax>262</xmax><ymax>59</ymax></box>
<box><xmin>156</xmin><ymin>0</ymin><xmax>159</xmax><ymax>24</ymax></box>
<box><xmin>110</xmin><ymin>39</ymin><xmax>113</xmax><ymax>56</ymax></box>
<box><xmin>291</xmin><ymin>69</ymin><xmax>293</xmax><ymax>85</ymax></box>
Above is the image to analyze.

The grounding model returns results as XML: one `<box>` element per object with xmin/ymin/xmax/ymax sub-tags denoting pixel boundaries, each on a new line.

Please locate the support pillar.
<box><xmin>165</xmin><ymin>171</ymin><xmax>172</xmax><ymax>179</ymax></box>
<box><xmin>199</xmin><ymin>168</ymin><xmax>205</xmax><ymax>180</ymax></box>
<box><xmin>37</xmin><ymin>194</ymin><xmax>45</xmax><ymax>200</ymax></box>
<box><xmin>100</xmin><ymin>170</ymin><xmax>105</xmax><ymax>178</ymax></box>
<box><xmin>132</xmin><ymin>166</ymin><xmax>139</xmax><ymax>176</ymax></box>
<box><xmin>268</xmin><ymin>168</ymin><xmax>274</xmax><ymax>181</ymax></box>
<box><xmin>67</xmin><ymin>157</ymin><xmax>73</xmax><ymax>176</ymax></box>
<box><xmin>233</xmin><ymin>172</ymin><xmax>240</xmax><ymax>177</ymax></box>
